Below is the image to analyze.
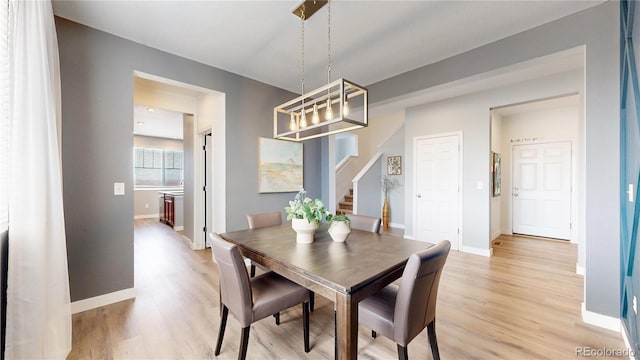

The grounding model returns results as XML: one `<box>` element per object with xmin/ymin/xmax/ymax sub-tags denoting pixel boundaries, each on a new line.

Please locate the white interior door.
<box><xmin>512</xmin><ymin>142</ymin><xmax>571</xmax><ymax>240</ymax></box>
<box><xmin>415</xmin><ymin>134</ymin><xmax>460</xmax><ymax>250</ymax></box>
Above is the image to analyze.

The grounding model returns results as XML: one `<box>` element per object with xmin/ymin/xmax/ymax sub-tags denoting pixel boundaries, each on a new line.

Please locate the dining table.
<box><xmin>219</xmin><ymin>223</ymin><xmax>433</xmax><ymax>360</ymax></box>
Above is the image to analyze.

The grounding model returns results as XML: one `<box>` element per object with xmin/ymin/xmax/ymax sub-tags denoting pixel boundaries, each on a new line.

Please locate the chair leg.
<box><xmin>427</xmin><ymin>321</ymin><xmax>440</xmax><ymax>360</ymax></box>
<box><xmin>310</xmin><ymin>292</ymin><xmax>315</xmax><ymax>312</ymax></box>
<box><xmin>239</xmin><ymin>326</ymin><xmax>250</xmax><ymax>360</ymax></box>
<box><xmin>303</xmin><ymin>301</ymin><xmax>310</xmax><ymax>353</ymax></box>
<box><xmin>250</xmin><ymin>264</ymin><xmax>256</xmax><ymax>278</ymax></box>
<box><xmin>215</xmin><ymin>305</ymin><xmax>229</xmax><ymax>356</ymax></box>
<box><xmin>372</xmin><ymin>330</ymin><xmax>377</xmax><ymax>338</ymax></box>
<box><xmin>397</xmin><ymin>344</ymin><xmax>408</xmax><ymax>360</ymax></box>
<box><xmin>274</xmin><ymin>312</ymin><xmax>280</xmax><ymax>325</ymax></box>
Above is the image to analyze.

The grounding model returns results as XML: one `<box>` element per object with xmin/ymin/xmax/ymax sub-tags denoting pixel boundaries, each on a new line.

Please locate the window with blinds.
<box><xmin>0</xmin><ymin>0</ymin><xmax>10</xmax><ymax>230</ymax></box>
<box><xmin>133</xmin><ymin>147</ymin><xmax>184</xmax><ymax>187</ymax></box>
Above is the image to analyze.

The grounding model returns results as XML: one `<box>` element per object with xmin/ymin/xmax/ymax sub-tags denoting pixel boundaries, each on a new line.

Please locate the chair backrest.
<box><xmin>247</xmin><ymin>211</ymin><xmax>282</xmax><ymax>229</ymax></box>
<box><xmin>210</xmin><ymin>233</ymin><xmax>254</xmax><ymax>326</ymax></box>
<box><xmin>393</xmin><ymin>240</ymin><xmax>451</xmax><ymax>345</ymax></box>
<box><xmin>348</xmin><ymin>214</ymin><xmax>381</xmax><ymax>234</ymax></box>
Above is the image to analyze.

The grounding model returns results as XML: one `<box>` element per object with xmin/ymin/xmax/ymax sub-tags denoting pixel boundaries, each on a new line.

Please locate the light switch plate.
<box><xmin>114</xmin><ymin>182</ymin><xmax>125</xmax><ymax>196</ymax></box>
<box><xmin>476</xmin><ymin>181</ymin><xmax>484</xmax><ymax>190</ymax></box>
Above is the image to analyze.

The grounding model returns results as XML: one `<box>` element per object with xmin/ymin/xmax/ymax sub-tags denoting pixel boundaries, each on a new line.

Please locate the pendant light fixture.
<box><xmin>274</xmin><ymin>0</ymin><xmax>368</xmax><ymax>142</ymax></box>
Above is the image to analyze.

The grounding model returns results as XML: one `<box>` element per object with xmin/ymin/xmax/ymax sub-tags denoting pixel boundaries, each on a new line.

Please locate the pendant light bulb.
<box><xmin>325</xmin><ymin>98</ymin><xmax>333</xmax><ymax>120</ymax></box>
<box><xmin>312</xmin><ymin>103</ymin><xmax>320</xmax><ymax>124</ymax></box>
<box><xmin>289</xmin><ymin>112</ymin><xmax>296</xmax><ymax>131</ymax></box>
<box><xmin>343</xmin><ymin>95</ymin><xmax>350</xmax><ymax>117</ymax></box>
<box><xmin>300</xmin><ymin>109</ymin><xmax>307</xmax><ymax>128</ymax></box>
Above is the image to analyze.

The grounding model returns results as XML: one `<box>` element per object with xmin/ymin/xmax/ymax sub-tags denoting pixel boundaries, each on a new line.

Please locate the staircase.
<box><xmin>337</xmin><ymin>189</ymin><xmax>353</xmax><ymax>215</ymax></box>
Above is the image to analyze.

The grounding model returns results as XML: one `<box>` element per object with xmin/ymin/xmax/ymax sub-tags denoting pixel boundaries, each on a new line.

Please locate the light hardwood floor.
<box><xmin>67</xmin><ymin>220</ymin><xmax>624</xmax><ymax>359</ymax></box>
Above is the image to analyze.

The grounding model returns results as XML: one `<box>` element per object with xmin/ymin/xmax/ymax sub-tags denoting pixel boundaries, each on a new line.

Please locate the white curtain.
<box><xmin>5</xmin><ymin>0</ymin><xmax>72</xmax><ymax>358</ymax></box>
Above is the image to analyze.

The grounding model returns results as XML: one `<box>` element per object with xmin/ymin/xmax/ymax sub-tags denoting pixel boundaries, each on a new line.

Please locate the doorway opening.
<box><xmin>490</xmin><ymin>93</ymin><xmax>585</xmax><ymax>268</ymax></box>
<box><xmin>132</xmin><ymin>71</ymin><xmax>226</xmax><ymax>255</ymax></box>
<box><xmin>490</xmin><ymin>94</ymin><xmax>580</xmax><ymax>244</ymax></box>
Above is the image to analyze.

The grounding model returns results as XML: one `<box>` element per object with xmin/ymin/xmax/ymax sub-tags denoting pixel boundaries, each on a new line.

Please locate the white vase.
<box><xmin>328</xmin><ymin>221</ymin><xmax>351</xmax><ymax>243</ymax></box>
<box><xmin>291</xmin><ymin>218</ymin><xmax>319</xmax><ymax>244</ymax></box>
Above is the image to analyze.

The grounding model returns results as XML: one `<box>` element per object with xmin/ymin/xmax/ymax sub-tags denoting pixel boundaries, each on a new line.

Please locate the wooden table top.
<box><xmin>219</xmin><ymin>223</ymin><xmax>433</xmax><ymax>295</ymax></box>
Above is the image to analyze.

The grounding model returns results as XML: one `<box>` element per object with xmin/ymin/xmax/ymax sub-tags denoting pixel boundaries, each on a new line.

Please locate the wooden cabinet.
<box><xmin>162</xmin><ymin>194</ymin><xmax>175</xmax><ymax>227</ymax></box>
<box><xmin>159</xmin><ymin>191</ymin><xmax>184</xmax><ymax>230</ymax></box>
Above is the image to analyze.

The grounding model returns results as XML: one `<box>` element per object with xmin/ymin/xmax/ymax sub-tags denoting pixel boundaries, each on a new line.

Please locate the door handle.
<box><xmin>513</xmin><ymin>193</ymin><xmax>519</xmax><ymax>197</ymax></box>
<box><xmin>416</xmin><ymin>194</ymin><xmax>422</xmax><ymax>198</ymax></box>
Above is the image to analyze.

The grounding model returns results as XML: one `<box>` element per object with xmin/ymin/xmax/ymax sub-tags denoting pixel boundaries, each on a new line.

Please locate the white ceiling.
<box><xmin>133</xmin><ymin>105</ymin><xmax>184</xmax><ymax>139</ymax></box>
<box><xmin>52</xmin><ymin>0</ymin><xmax>604</xmax><ymax>94</ymax></box>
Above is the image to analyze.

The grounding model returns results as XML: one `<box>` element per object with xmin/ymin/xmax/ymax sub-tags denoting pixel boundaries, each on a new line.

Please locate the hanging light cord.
<box><xmin>327</xmin><ymin>0</ymin><xmax>331</xmax><ymax>84</ymax></box>
<box><xmin>300</xmin><ymin>8</ymin><xmax>305</xmax><ymax>97</ymax></box>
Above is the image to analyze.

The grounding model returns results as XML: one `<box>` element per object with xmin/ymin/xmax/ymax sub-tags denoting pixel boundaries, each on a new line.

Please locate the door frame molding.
<box><xmin>412</xmin><ymin>131</ymin><xmax>463</xmax><ymax>250</ymax></box>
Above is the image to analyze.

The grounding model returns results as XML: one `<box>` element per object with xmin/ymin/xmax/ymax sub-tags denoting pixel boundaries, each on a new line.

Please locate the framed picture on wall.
<box><xmin>387</xmin><ymin>156</ymin><xmax>402</xmax><ymax>175</ymax></box>
<box><xmin>492</xmin><ymin>152</ymin><xmax>501</xmax><ymax>197</ymax></box>
<box><xmin>258</xmin><ymin>137</ymin><xmax>303</xmax><ymax>193</ymax></box>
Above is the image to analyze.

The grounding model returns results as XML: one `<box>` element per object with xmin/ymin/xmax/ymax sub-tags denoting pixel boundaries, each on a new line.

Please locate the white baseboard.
<box><xmin>581</xmin><ymin>303</ymin><xmax>621</xmax><ymax>332</ymax></box>
<box><xmin>462</xmin><ymin>246</ymin><xmax>493</xmax><ymax>257</ymax></box>
<box><xmin>134</xmin><ymin>214</ymin><xmax>159</xmax><ymax>220</ymax></box>
<box><xmin>576</xmin><ymin>263</ymin><xmax>585</xmax><ymax>276</ymax></box>
<box><xmin>403</xmin><ymin>234</ymin><xmax>416</xmax><ymax>240</ymax></box>
<box><xmin>389</xmin><ymin>223</ymin><xmax>405</xmax><ymax>230</ymax></box>
<box><xmin>174</xmin><ymin>225</ymin><xmax>184</xmax><ymax>231</ymax></box>
<box><xmin>71</xmin><ymin>287</ymin><xmax>136</xmax><ymax>314</ymax></box>
<box><xmin>491</xmin><ymin>231</ymin><xmax>501</xmax><ymax>241</ymax></box>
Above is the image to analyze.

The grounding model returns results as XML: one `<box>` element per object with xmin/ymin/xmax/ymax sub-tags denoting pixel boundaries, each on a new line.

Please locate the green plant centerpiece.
<box><xmin>285</xmin><ymin>190</ymin><xmax>328</xmax><ymax>243</ymax></box>
<box><xmin>326</xmin><ymin>213</ymin><xmax>351</xmax><ymax>243</ymax></box>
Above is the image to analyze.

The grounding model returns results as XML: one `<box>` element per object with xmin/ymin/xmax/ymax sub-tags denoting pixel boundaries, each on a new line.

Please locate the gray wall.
<box><xmin>380</xmin><ymin>129</ymin><xmax>405</xmax><ymax>225</ymax></box>
<box><xmin>368</xmin><ymin>2</ymin><xmax>619</xmax><ymax>317</ymax></box>
<box><xmin>183</xmin><ymin>114</ymin><xmax>194</xmax><ymax>241</ymax></box>
<box><xmin>56</xmin><ymin>18</ymin><xmax>321</xmax><ymax>301</ymax></box>
<box><xmin>357</xmin><ymin>156</ymin><xmax>382</xmax><ymax>218</ymax></box>
<box><xmin>134</xmin><ymin>190</ymin><xmax>162</xmax><ymax>218</ymax></box>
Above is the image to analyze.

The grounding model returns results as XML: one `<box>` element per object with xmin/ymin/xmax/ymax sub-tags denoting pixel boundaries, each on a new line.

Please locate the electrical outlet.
<box><xmin>144</xmin><ymin>203</ymin><xmax>149</xmax><ymax>209</ymax></box>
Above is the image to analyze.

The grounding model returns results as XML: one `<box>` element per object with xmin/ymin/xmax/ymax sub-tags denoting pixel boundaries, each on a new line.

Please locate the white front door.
<box><xmin>415</xmin><ymin>134</ymin><xmax>461</xmax><ymax>250</ymax></box>
<box><xmin>512</xmin><ymin>142</ymin><xmax>571</xmax><ymax>240</ymax></box>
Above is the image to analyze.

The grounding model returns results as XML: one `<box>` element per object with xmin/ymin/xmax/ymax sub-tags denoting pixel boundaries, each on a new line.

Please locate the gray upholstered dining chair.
<box><xmin>246</xmin><ymin>211</ymin><xmax>316</xmax><ymax>312</ymax></box>
<box><xmin>210</xmin><ymin>233</ymin><xmax>311</xmax><ymax>360</ymax></box>
<box><xmin>347</xmin><ymin>214</ymin><xmax>382</xmax><ymax>234</ymax></box>
<box><xmin>246</xmin><ymin>211</ymin><xmax>282</xmax><ymax>277</ymax></box>
<box><xmin>358</xmin><ymin>240</ymin><xmax>451</xmax><ymax>360</ymax></box>
<box><xmin>246</xmin><ymin>211</ymin><xmax>282</xmax><ymax>230</ymax></box>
